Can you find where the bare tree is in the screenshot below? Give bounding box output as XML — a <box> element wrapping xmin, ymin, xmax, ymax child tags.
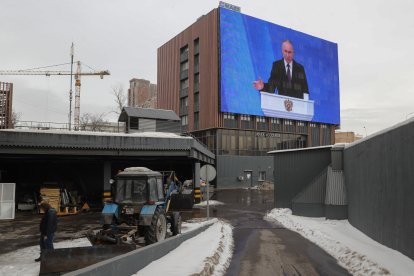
<box><xmin>79</xmin><ymin>112</ymin><xmax>108</xmax><ymax>131</ymax></box>
<box><xmin>11</xmin><ymin>111</ymin><xmax>21</xmax><ymax>128</ymax></box>
<box><xmin>111</xmin><ymin>83</ymin><xmax>127</xmax><ymax>115</ymax></box>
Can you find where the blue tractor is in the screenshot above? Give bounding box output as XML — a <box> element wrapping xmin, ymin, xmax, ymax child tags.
<box><xmin>87</xmin><ymin>167</ymin><xmax>182</xmax><ymax>245</ymax></box>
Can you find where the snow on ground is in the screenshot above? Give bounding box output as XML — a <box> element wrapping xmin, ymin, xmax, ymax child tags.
<box><xmin>266</xmin><ymin>208</ymin><xmax>414</xmax><ymax>276</ymax></box>
<box><xmin>0</xmin><ymin>238</ymin><xmax>91</xmax><ymax>276</ymax></box>
<box><xmin>135</xmin><ymin>219</ymin><xmax>233</xmax><ymax>276</ymax></box>
<box><xmin>194</xmin><ymin>200</ymin><xmax>225</xmax><ymax>207</ymax></box>
<box><xmin>0</xmin><ymin>219</ymin><xmax>232</xmax><ymax>276</ymax></box>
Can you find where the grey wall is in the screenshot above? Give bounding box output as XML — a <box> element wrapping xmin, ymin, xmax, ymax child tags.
<box><xmin>64</xmin><ymin>223</ymin><xmax>213</xmax><ymax>276</ymax></box>
<box><xmin>216</xmin><ymin>155</ymin><xmax>273</xmax><ymax>189</ymax></box>
<box><xmin>156</xmin><ymin>120</ymin><xmax>181</xmax><ymax>133</ymax></box>
<box><xmin>344</xmin><ymin>120</ymin><xmax>414</xmax><ymax>260</ymax></box>
<box><xmin>273</xmin><ymin>148</ymin><xmax>332</xmax><ymax>208</ymax></box>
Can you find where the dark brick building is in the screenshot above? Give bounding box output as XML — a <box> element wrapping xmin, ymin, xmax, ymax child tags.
<box><xmin>157</xmin><ymin>6</ymin><xmax>338</xmax><ymax>187</ymax></box>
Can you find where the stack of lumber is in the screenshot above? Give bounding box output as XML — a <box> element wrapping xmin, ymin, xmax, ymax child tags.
<box><xmin>39</xmin><ymin>187</ymin><xmax>60</xmax><ymax>213</ymax></box>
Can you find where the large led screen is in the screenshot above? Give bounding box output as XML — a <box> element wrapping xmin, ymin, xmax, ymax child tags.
<box><xmin>220</xmin><ymin>8</ymin><xmax>340</xmax><ymax>124</ymax></box>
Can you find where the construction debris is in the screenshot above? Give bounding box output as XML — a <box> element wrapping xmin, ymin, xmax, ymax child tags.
<box><xmin>39</xmin><ymin>184</ymin><xmax>85</xmax><ymax>216</ymax></box>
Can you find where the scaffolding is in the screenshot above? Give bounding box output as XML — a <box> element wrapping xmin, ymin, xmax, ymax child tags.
<box><xmin>0</xmin><ymin>82</ymin><xmax>13</xmax><ymax>129</ymax></box>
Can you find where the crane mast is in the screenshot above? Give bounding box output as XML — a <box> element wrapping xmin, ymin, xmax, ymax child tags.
<box><xmin>74</xmin><ymin>61</ymin><xmax>81</xmax><ymax>131</ymax></box>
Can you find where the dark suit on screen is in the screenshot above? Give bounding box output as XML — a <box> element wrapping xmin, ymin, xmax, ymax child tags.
<box><xmin>262</xmin><ymin>59</ymin><xmax>309</xmax><ymax>99</ymax></box>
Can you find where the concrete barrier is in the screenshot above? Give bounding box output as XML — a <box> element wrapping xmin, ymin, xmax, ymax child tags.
<box><xmin>64</xmin><ymin>222</ymin><xmax>214</xmax><ymax>276</ymax></box>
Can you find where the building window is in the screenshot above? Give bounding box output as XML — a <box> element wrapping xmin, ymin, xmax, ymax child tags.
<box><xmin>194</xmin><ymin>112</ymin><xmax>199</xmax><ymax>130</ymax></box>
<box><xmin>224</xmin><ymin>112</ymin><xmax>237</xmax><ymax>128</ymax></box>
<box><xmin>194</xmin><ymin>38</ymin><xmax>199</xmax><ymax>54</ymax></box>
<box><xmin>241</xmin><ymin>115</ymin><xmax>253</xmax><ymax>129</ymax></box>
<box><xmin>297</xmin><ymin>121</ymin><xmax>307</xmax><ymax>134</ymax></box>
<box><xmin>310</xmin><ymin>123</ymin><xmax>320</xmax><ymax>146</ymax></box>
<box><xmin>224</xmin><ymin>113</ymin><xmax>235</xmax><ymax>120</ymax></box>
<box><xmin>256</xmin><ymin>116</ymin><xmax>267</xmax><ymax>131</ymax></box>
<box><xmin>241</xmin><ymin>115</ymin><xmax>251</xmax><ymax>121</ymax></box>
<box><xmin>194</xmin><ymin>73</ymin><xmax>199</xmax><ymax>92</ymax></box>
<box><xmin>180</xmin><ymin>45</ymin><xmax>188</xmax><ymax>62</ymax></box>
<box><xmin>283</xmin><ymin>119</ymin><xmax>295</xmax><ymax>133</ymax></box>
<box><xmin>256</xmin><ymin>117</ymin><xmax>265</xmax><ymax>123</ymax></box>
<box><xmin>194</xmin><ymin>55</ymin><xmax>199</xmax><ymax>74</ymax></box>
<box><xmin>194</xmin><ymin>92</ymin><xmax>199</xmax><ymax>112</ymax></box>
<box><xmin>181</xmin><ymin>115</ymin><xmax>188</xmax><ymax>126</ymax></box>
<box><xmin>259</xmin><ymin>171</ymin><xmax>266</xmax><ymax>181</ymax></box>
<box><xmin>180</xmin><ymin>96</ymin><xmax>188</xmax><ymax>115</ymax></box>
<box><xmin>180</xmin><ymin>61</ymin><xmax>189</xmax><ymax>71</ymax></box>
<box><xmin>180</xmin><ymin>79</ymin><xmax>189</xmax><ymax>90</ymax></box>
<box><xmin>322</xmin><ymin>125</ymin><xmax>331</xmax><ymax>145</ymax></box>
<box><xmin>270</xmin><ymin>117</ymin><xmax>281</xmax><ymax>132</ymax></box>
<box><xmin>180</xmin><ymin>97</ymin><xmax>188</xmax><ymax>110</ymax></box>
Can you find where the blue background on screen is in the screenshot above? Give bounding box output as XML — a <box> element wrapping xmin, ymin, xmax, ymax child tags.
<box><xmin>220</xmin><ymin>8</ymin><xmax>340</xmax><ymax>125</ymax></box>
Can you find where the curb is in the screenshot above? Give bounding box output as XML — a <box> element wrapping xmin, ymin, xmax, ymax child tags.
<box><xmin>64</xmin><ymin>221</ymin><xmax>214</xmax><ymax>276</ymax></box>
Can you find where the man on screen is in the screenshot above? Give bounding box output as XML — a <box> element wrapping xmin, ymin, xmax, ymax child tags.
<box><xmin>253</xmin><ymin>40</ymin><xmax>309</xmax><ymax>99</ymax></box>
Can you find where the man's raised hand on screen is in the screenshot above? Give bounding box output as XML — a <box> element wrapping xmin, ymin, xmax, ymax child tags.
<box><xmin>253</xmin><ymin>78</ymin><xmax>264</xmax><ymax>90</ymax></box>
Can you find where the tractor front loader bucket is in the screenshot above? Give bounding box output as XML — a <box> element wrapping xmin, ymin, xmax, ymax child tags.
<box><xmin>39</xmin><ymin>245</ymin><xmax>136</xmax><ymax>275</ymax></box>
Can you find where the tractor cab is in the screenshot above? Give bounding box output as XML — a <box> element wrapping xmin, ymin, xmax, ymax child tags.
<box><xmin>104</xmin><ymin>167</ymin><xmax>164</xmax><ymax>226</ymax></box>
<box><xmin>90</xmin><ymin>167</ymin><xmax>181</xmax><ymax>247</ymax></box>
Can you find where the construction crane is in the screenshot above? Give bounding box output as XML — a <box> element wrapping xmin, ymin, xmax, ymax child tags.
<box><xmin>0</xmin><ymin>61</ymin><xmax>110</xmax><ymax>130</ymax></box>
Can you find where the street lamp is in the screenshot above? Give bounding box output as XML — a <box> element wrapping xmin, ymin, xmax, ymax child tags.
<box><xmin>363</xmin><ymin>126</ymin><xmax>367</xmax><ymax>137</ymax></box>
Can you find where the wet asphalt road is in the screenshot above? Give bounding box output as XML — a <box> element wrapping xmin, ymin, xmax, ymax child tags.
<box><xmin>0</xmin><ymin>190</ymin><xmax>351</xmax><ymax>276</ymax></box>
<box><xmin>208</xmin><ymin>189</ymin><xmax>350</xmax><ymax>276</ymax></box>
<box><xmin>0</xmin><ymin>211</ymin><xmax>101</xmax><ymax>255</ymax></box>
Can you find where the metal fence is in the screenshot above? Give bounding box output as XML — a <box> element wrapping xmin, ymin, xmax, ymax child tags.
<box><xmin>14</xmin><ymin>120</ymin><xmax>123</xmax><ymax>133</ymax></box>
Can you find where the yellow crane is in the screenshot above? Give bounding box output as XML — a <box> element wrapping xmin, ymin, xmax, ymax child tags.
<box><xmin>0</xmin><ymin>45</ymin><xmax>110</xmax><ymax>130</ymax></box>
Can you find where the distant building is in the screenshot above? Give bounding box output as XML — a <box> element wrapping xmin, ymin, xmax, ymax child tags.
<box><xmin>128</xmin><ymin>79</ymin><xmax>157</xmax><ymax>108</ymax></box>
<box><xmin>0</xmin><ymin>82</ymin><xmax>13</xmax><ymax>129</ymax></box>
<box><xmin>335</xmin><ymin>131</ymin><xmax>362</xmax><ymax>143</ymax></box>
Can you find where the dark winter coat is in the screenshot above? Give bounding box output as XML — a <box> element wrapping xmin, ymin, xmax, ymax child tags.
<box><xmin>39</xmin><ymin>207</ymin><xmax>58</xmax><ymax>236</ymax></box>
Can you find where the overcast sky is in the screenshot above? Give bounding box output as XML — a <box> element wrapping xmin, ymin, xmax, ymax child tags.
<box><xmin>1</xmin><ymin>0</ymin><xmax>413</xmax><ymax>135</ymax></box>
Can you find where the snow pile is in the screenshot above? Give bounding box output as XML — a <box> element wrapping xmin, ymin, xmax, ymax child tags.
<box><xmin>0</xmin><ymin>220</ymin><xmax>233</xmax><ymax>276</ymax></box>
<box><xmin>266</xmin><ymin>208</ymin><xmax>414</xmax><ymax>276</ymax></box>
<box><xmin>136</xmin><ymin>219</ymin><xmax>234</xmax><ymax>276</ymax></box>
<box><xmin>194</xmin><ymin>200</ymin><xmax>225</xmax><ymax>207</ymax></box>
<box><xmin>181</xmin><ymin>217</ymin><xmax>219</xmax><ymax>233</ymax></box>
<box><xmin>0</xmin><ymin>238</ymin><xmax>91</xmax><ymax>276</ymax></box>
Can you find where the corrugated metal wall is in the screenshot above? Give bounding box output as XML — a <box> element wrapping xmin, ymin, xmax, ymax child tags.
<box><xmin>293</xmin><ymin>168</ymin><xmax>327</xmax><ymax>204</ymax></box>
<box><xmin>325</xmin><ymin>166</ymin><xmax>347</xmax><ymax>205</ymax></box>
<box><xmin>273</xmin><ymin>147</ymin><xmax>332</xmax><ymax>208</ymax></box>
<box><xmin>139</xmin><ymin>118</ymin><xmax>156</xmax><ymax>132</ymax></box>
<box><xmin>216</xmin><ymin>155</ymin><xmax>273</xmax><ymax>188</ymax></box>
<box><xmin>291</xmin><ymin>167</ymin><xmax>327</xmax><ymax>217</ymax></box>
<box><xmin>156</xmin><ymin>120</ymin><xmax>181</xmax><ymax>133</ymax></box>
<box><xmin>344</xmin><ymin>120</ymin><xmax>414</xmax><ymax>260</ymax></box>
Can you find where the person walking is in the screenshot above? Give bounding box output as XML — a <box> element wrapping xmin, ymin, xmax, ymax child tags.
<box><xmin>35</xmin><ymin>201</ymin><xmax>57</xmax><ymax>262</ymax></box>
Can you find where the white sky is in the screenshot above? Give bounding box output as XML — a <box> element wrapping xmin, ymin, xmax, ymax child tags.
<box><xmin>1</xmin><ymin>0</ymin><xmax>414</xmax><ymax>135</ymax></box>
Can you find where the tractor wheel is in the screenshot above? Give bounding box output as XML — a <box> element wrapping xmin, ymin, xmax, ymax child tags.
<box><xmin>171</xmin><ymin>212</ymin><xmax>182</xmax><ymax>236</ymax></box>
<box><xmin>145</xmin><ymin>207</ymin><xmax>167</xmax><ymax>245</ymax></box>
